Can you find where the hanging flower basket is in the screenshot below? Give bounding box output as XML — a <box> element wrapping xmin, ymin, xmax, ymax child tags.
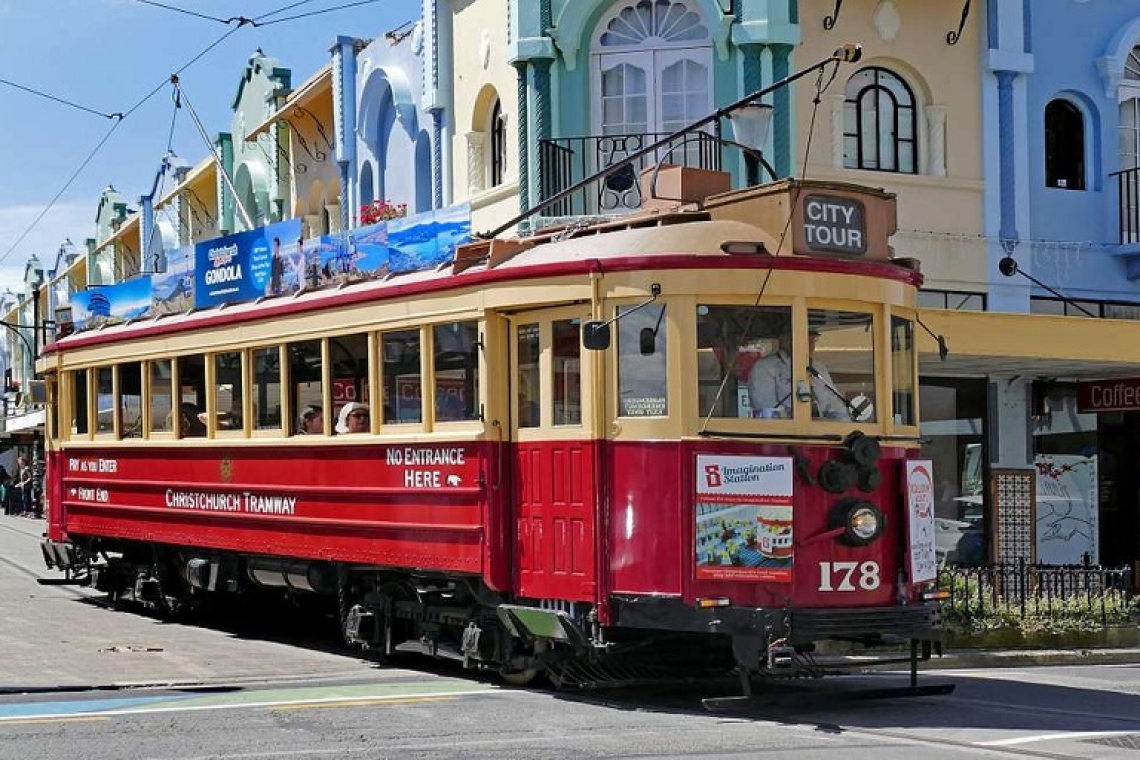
<box><xmin>360</xmin><ymin>200</ymin><xmax>408</xmax><ymax>225</ymax></box>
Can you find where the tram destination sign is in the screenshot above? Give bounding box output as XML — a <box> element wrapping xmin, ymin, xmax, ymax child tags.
<box><xmin>1077</xmin><ymin>377</ymin><xmax>1140</xmax><ymax>413</ymax></box>
<box><xmin>801</xmin><ymin>194</ymin><xmax>866</xmax><ymax>256</ymax></box>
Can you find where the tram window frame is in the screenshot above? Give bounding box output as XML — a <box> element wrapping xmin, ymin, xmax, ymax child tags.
<box><xmin>330</xmin><ymin>332</ymin><xmax>372</xmax><ymax>434</ymax></box>
<box><xmin>617</xmin><ymin>303</ymin><xmax>669</xmax><ymax>419</ymax></box>
<box><xmin>94</xmin><ymin>365</ymin><xmax>114</xmax><ymax>437</ymax></box>
<box><xmin>806</xmin><ymin>308</ymin><xmax>877</xmax><ymax>423</ymax></box>
<box><xmin>176</xmin><ymin>354</ymin><xmax>207</xmax><ymax>438</ymax></box>
<box><xmin>147</xmin><ymin>359</ymin><xmax>174</xmax><ymax>437</ymax></box>
<box><xmin>552</xmin><ymin>318</ymin><xmax>582</xmax><ymax>427</ymax></box>
<box><xmin>517</xmin><ymin>322</ymin><xmax>541</xmax><ymax>428</ymax></box>
<box><xmin>289</xmin><ymin>338</ymin><xmax>327</xmax><ymax>436</ymax></box>
<box><xmin>432</xmin><ymin>321</ymin><xmax>481</xmax><ymax>425</ymax></box>
<box><xmin>890</xmin><ymin>315</ymin><xmax>917</xmax><ymax>427</ymax></box>
<box><xmin>69</xmin><ymin>368</ymin><xmax>90</xmax><ymax>439</ymax></box>
<box><xmin>696</xmin><ymin>304</ymin><xmax>793</xmax><ymax>420</ymax></box>
<box><xmin>251</xmin><ymin>345</ymin><xmax>283</xmax><ymax>434</ymax></box>
<box><xmin>211</xmin><ymin>349</ymin><xmax>246</xmax><ymax>437</ymax></box>
<box><xmin>118</xmin><ymin>361</ymin><xmax>144</xmax><ymax>439</ymax></box>
<box><xmin>380</xmin><ymin>328</ymin><xmax>424</xmax><ymax>427</ymax></box>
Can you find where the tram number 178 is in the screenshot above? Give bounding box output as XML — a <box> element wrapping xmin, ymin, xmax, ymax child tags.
<box><xmin>818</xmin><ymin>561</ymin><xmax>881</xmax><ymax>592</ymax></box>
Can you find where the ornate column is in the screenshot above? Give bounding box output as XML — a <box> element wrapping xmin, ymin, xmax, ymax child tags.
<box><xmin>513</xmin><ymin>61</ymin><xmax>530</xmax><ymax>216</ymax></box>
<box><xmin>769</xmin><ymin>43</ymin><xmax>793</xmax><ymax>178</ymax></box>
<box><xmin>532</xmin><ymin>58</ymin><xmax>552</xmax><ymax>208</ymax></box>
<box><xmin>925</xmin><ymin>105</ymin><xmax>947</xmax><ymax>178</ymax></box>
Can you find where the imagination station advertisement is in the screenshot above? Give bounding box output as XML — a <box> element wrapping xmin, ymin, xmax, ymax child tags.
<box><xmin>695</xmin><ymin>454</ymin><xmax>794</xmax><ymax>582</ymax></box>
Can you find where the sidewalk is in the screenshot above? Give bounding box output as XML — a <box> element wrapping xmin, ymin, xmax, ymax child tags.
<box><xmin>0</xmin><ymin>515</ymin><xmax>379</xmax><ymax>694</ymax></box>
<box><xmin>2</xmin><ymin>515</ymin><xmax>1137</xmax><ymax>694</ymax></box>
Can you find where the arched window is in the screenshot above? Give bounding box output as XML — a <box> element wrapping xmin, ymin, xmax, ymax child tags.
<box><xmin>1045</xmin><ymin>99</ymin><xmax>1085</xmax><ymax>190</ymax></box>
<box><xmin>843</xmin><ymin>67</ymin><xmax>918</xmax><ymax>174</ymax></box>
<box><xmin>1120</xmin><ymin>45</ymin><xmax>1140</xmax><ymax>171</ymax></box>
<box><xmin>490</xmin><ymin>98</ymin><xmax>506</xmax><ymax>188</ymax></box>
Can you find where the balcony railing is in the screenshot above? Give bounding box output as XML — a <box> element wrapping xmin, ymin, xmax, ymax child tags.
<box><xmin>1111</xmin><ymin>166</ymin><xmax>1140</xmax><ymax>245</ymax></box>
<box><xmin>538</xmin><ymin>131</ymin><xmax>723</xmax><ymax>219</ymax></box>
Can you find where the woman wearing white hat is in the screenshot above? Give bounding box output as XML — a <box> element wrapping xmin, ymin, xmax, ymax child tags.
<box><xmin>335</xmin><ymin>402</ymin><xmax>370</xmax><ymax>434</ymax></box>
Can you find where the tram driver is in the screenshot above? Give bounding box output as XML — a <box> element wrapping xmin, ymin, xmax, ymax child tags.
<box><xmin>747</xmin><ymin>329</ymin><xmax>850</xmax><ymax>420</ymax></box>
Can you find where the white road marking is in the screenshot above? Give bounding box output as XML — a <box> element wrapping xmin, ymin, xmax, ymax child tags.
<box><xmin>980</xmin><ymin>730</ymin><xmax>1140</xmax><ymax>746</ymax></box>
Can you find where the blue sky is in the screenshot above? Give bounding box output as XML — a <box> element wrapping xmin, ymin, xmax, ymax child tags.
<box><xmin>0</xmin><ymin>0</ymin><xmax>419</xmax><ymax>293</ymax></box>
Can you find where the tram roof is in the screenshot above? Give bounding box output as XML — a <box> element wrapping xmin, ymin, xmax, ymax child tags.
<box><xmin>44</xmin><ymin>216</ymin><xmax>919</xmax><ymax>355</ymax></box>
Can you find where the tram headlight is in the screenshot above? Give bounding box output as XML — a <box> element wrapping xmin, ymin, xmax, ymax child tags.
<box><xmin>829</xmin><ymin>497</ymin><xmax>885</xmax><ymax>546</ymax></box>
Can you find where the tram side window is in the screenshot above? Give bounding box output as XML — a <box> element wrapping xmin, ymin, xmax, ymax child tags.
<box><xmin>118</xmin><ymin>361</ymin><xmax>143</xmax><ymax>438</ymax></box>
<box><xmin>618</xmin><ymin>304</ymin><xmax>668</xmax><ymax>418</ymax></box>
<box><xmin>891</xmin><ymin>316</ymin><xmax>916</xmax><ymax>426</ymax></box>
<box><xmin>95</xmin><ymin>366</ymin><xmax>113</xmax><ymax>434</ymax></box>
<box><xmin>70</xmin><ymin>369</ymin><xmax>89</xmax><ymax>436</ymax></box>
<box><xmin>517</xmin><ymin>323</ymin><xmax>540</xmax><ymax>428</ymax></box>
<box><xmin>433</xmin><ymin>321</ymin><xmax>480</xmax><ymax>422</ymax></box>
<box><xmin>148</xmin><ymin>359</ymin><xmax>173</xmax><ymax>433</ymax></box>
<box><xmin>553</xmin><ymin>319</ymin><xmax>581</xmax><ymax>426</ymax></box>
<box><xmin>331</xmin><ymin>332</ymin><xmax>370</xmax><ymax>430</ymax></box>
<box><xmin>289</xmin><ymin>339</ymin><xmax>324</xmax><ymax>435</ymax></box>
<box><xmin>382</xmin><ymin>329</ymin><xmax>421</xmax><ymax>424</ymax></box>
<box><xmin>214</xmin><ymin>351</ymin><xmax>244</xmax><ymax>431</ymax></box>
<box><xmin>177</xmin><ymin>355</ymin><xmax>207</xmax><ymax>438</ymax></box>
<box><xmin>697</xmin><ymin>305</ymin><xmax>790</xmax><ymax>419</ymax></box>
<box><xmin>807</xmin><ymin>309</ymin><xmax>876</xmax><ymax>422</ymax></box>
<box><xmin>252</xmin><ymin>346</ymin><xmax>282</xmax><ymax>430</ymax></box>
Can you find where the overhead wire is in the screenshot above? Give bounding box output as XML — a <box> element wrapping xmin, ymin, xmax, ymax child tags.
<box><xmin>0</xmin><ymin>23</ymin><xmax>245</xmax><ymax>268</ymax></box>
<box><xmin>0</xmin><ymin>119</ymin><xmax>124</xmax><ymax>264</ymax></box>
<box><xmin>0</xmin><ymin>76</ymin><xmax>122</xmax><ymax>121</ymax></box>
<box><xmin>254</xmin><ymin>0</ymin><xmax>321</xmax><ymax>22</ymax></box>
<box><xmin>3</xmin><ymin>0</ymin><xmax>378</xmax><ymax>269</ymax></box>
<box><xmin>256</xmin><ymin>0</ymin><xmax>386</xmax><ymax>26</ymax></box>
<box><xmin>132</xmin><ymin>0</ymin><xmax>247</xmax><ymax>26</ymax></box>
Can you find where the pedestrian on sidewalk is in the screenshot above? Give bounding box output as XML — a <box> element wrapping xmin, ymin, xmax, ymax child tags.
<box><xmin>0</xmin><ymin>465</ymin><xmax>11</xmax><ymax>516</ymax></box>
<box><xmin>13</xmin><ymin>457</ymin><xmax>32</xmax><ymax>516</ymax></box>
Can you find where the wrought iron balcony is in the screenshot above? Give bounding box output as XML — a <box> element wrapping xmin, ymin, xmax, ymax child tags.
<box><xmin>1111</xmin><ymin>166</ymin><xmax>1140</xmax><ymax>246</ymax></box>
<box><xmin>538</xmin><ymin>131</ymin><xmax>723</xmax><ymax>218</ymax></box>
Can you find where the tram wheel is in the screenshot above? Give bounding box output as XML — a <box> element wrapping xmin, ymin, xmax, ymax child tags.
<box><xmin>499</xmin><ymin>667</ymin><xmax>540</xmax><ymax>686</ymax></box>
<box><xmin>499</xmin><ymin>641</ymin><xmax>548</xmax><ymax>686</ymax></box>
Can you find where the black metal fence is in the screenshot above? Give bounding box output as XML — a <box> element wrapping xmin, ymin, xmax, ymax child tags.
<box><xmin>538</xmin><ymin>131</ymin><xmax>723</xmax><ymax>218</ymax></box>
<box><xmin>941</xmin><ymin>560</ymin><xmax>1134</xmax><ymax>628</ymax></box>
<box><xmin>1111</xmin><ymin>166</ymin><xmax>1140</xmax><ymax>245</ymax></box>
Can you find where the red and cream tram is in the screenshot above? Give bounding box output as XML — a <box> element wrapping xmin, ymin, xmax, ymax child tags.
<box><xmin>38</xmin><ymin>176</ymin><xmax>945</xmax><ymax>694</ymax></box>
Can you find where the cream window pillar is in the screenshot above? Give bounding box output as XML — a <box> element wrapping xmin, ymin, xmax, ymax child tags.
<box><xmin>466</xmin><ymin>131</ymin><xmax>487</xmax><ymax>195</ymax></box>
<box><xmin>303</xmin><ymin>214</ymin><xmax>321</xmax><ymax>238</ymax></box>
<box><xmin>829</xmin><ymin>93</ymin><xmax>845</xmax><ymax>169</ymax></box>
<box><xmin>925</xmin><ymin>105</ymin><xmax>947</xmax><ymax>177</ymax></box>
<box><xmin>325</xmin><ymin>203</ymin><xmax>341</xmax><ymax>234</ymax></box>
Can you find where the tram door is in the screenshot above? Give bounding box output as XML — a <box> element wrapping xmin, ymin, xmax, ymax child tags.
<box><xmin>510</xmin><ymin>310</ymin><xmax>598</xmax><ymax>602</ymax></box>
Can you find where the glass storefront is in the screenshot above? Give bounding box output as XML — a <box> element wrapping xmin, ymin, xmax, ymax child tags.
<box><xmin>920</xmin><ymin>377</ymin><xmax>987</xmax><ymax>564</ymax></box>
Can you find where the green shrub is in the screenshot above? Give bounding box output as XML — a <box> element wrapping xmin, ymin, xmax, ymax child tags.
<box><xmin>938</xmin><ymin>566</ymin><xmax>1138</xmax><ymax>636</ymax></box>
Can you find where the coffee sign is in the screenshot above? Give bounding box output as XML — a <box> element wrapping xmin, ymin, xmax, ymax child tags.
<box><xmin>802</xmin><ymin>194</ymin><xmax>866</xmax><ymax>255</ymax></box>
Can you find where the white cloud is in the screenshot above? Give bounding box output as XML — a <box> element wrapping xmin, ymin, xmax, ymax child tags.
<box><xmin>0</xmin><ymin>200</ymin><xmax>95</xmax><ymax>295</ymax></box>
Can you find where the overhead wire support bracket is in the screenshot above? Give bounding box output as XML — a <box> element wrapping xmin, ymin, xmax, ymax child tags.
<box><xmin>171</xmin><ymin>75</ymin><xmax>256</xmax><ymax>230</ymax></box>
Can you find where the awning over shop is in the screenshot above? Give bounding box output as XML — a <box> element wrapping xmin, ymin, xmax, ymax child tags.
<box><xmin>246</xmin><ymin>65</ymin><xmax>332</xmax><ymax>141</ymax></box>
<box><xmin>917</xmin><ymin>310</ymin><xmax>1140</xmax><ymax>379</ymax></box>
<box><xmin>5</xmin><ymin>408</ymin><xmax>45</xmax><ymax>433</ymax></box>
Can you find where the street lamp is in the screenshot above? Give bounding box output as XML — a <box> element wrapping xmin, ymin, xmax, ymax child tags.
<box><xmin>478</xmin><ymin>43</ymin><xmax>864</xmax><ymax>240</ymax></box>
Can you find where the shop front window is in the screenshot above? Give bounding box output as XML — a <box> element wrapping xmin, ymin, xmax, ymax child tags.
<box><xmin>919</xmin><ymin>378</ymin><xmax>987</xmax><ymax>565</ymax></box>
